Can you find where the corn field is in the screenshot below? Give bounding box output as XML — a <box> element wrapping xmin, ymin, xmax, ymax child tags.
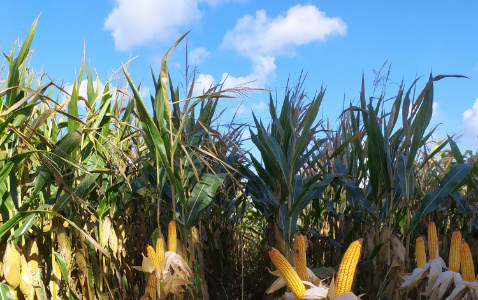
<box><xmin>0</xmin><ymin>18</ymin><xmax>477</xmax><ymax>300</ymax></box>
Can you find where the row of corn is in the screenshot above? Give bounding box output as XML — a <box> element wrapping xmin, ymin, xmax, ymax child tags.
<box><xmin>400</xmin><ymin>221</ymin><xmax>477</xmax><ymax>299</ymax></box>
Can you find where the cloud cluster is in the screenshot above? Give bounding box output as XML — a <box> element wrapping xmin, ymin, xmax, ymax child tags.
<box><xmin>105</xmin><ymin>0</ymin><xmax>206</xmax><ymax>50</ymax></box>
<box><xmin>189</xmin><ymin>47</ymin><xmax>210</xmax><ymax>66</ymax></box>
<box><xmin>463</xmin><ymin>98</ymin><xmax>478</xmax><ymax>137</ymax></box>
<box><xmin>222</xmin><ymin>5</ymin><xmax>347</xmax><ymax>58</ymax></box>
<box><xmin>217</xmin><ymin>5</ymin><xmax>346</xmax><ymax>90</ymax></box>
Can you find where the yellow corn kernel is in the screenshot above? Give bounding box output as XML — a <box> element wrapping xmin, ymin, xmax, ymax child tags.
<box><xmin>145</xmin><ymin>274</ymin><xmax>157</xmax><ymax>300</ymax></box>
<box><xmin>156</xmin><ymin>237</ymin><xmax>165</xmax><ymax>261</ymax></box>
<box><xmin>168</xmin><ymin>221</ymin><xmax>177</xmax><ymax>253</ymax></box>
<box><xmin>147</xmin><ymin>246</ymin><xmax>161</xmax><ymax>271</ymax></box>
<box><xmin>461</xmin><ymin>241</ymin><xmax>476</xmax><ymax>282</ymax></box>
<box><xmin>269</xmin><ymin>247</ymin><xmax>306</xmax><ymax>299</ymax></box>
<box><xmin>428</xmin><ymin>221</ymin><xmax>438</xmax><ymax>260</ymax></box>
<box><xmin>449</xmin><ymin>230</ymin><xmax>461</xmax><ymax>272</ymax></box>
<box><xmin>295</xmin><ymin>233</ymin><xmax>306</xmax><ymax>262</ymax></box>
<box><xmin>415</xmin><ymin>237</ymin><xmax>426</xmax><ymax>269</ymax></box>
<box><xmin>294</xmin><ymin>250</ymin><xmax>309</xmax><ymax>281</ymax></box>
<box><xmin>335</xmin><ymin>239</ymin><xmax>363</xmax><ymax>296</ymax></box>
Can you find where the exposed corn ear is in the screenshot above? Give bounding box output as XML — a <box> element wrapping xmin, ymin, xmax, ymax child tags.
<box><xmin>449</xmin><ymin>230</ymin><xmax>461</xmax><ymax>272</ymax></box>
<box><xmin>335</xmin><ymin>239</ymin><xmax>363</xmax><ymax>296</ymax></box>
<box><xmin>168</xmin><ymin>220</ymin><xmax>177</xmax><ymax>253</ymax></box>
<box><xmin>461</xmin><ymin>241</ymin><xmax>475</xmax><ymax>282</ymax></box>
<box><xmin>145</xmin><ymin>274</ymin><xmax>157</xmax><ymax>300</ymax></box>
<box><xmin>415</xmin><ymin>237</ymin><xmax>426</xmax><ymax>269</ymax></box>
<box><xmin>268</xmin><ymin>247</ymin><xmax>306</xmax><ymax>299</ymax></box>
<box><xmin>3</xmin><ymin>242</ymin><xmax>21</xmax><ymax>289</ymax></box>
<box><xmin>428</xmin><ymin>221</ymin><xmax>438</xmax><ymax>260</ymax></box>
<box><xmin>295</xmin><ymin>233</ymin><xmax>306</xmax><ymax>261</ymax></box>
<box><xmin>147</xmin><ymin>245</ymin><xmax>161</xmax><ymax>271</ymax></box>
<box><xmin>156</xmin><ymin>238</ymin><xmax>165</xmax><ymax>261</ymax></box>
<box><xmin>294</xmin><ymin>250</ymin><xmax>309</xmax><ymax>281</ymax></box>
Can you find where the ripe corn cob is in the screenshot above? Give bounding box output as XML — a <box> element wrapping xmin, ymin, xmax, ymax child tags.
<box><xmin>295</xmin><ymin>233</ymin><xmax>306</xmax><ymax>262</ymax></box>
<box><xmin>168</xmin><ymin>221</ymin><xmax>177</xmax><ymax>253</ymax></box>
<box><xmin>448</xmin><ymin>230</ymin><xmax>461</xmax><ymax>272</ymax></box>
<box><xmin>461</xmin><ymin>241</ymin><xmax>476</xmax><ymax>282</ymax></box>
<box><xmin>147</xmin><ymin>246</ymin><xmax>161</xmax><ymax>271</ymax></box>
<box><xmin>335</xmin><ymin>239</ymin><xmax>363</xmax><ymax>296</ymax></box>
<box><xmin>145</xmin><ymin>274</ymin><xmax>157</xmax><ymax>300</ymax></box>
<box><xmin>415</xmin><ymin>237</ymin><xmax>426</xmax><ymax>269</ymax></box>
<box><xmin>428</xmin><ymin>221</ymin><xmax>438</xmax><ymax>260</ymax></box>
<box><xmin>269</xmin><ymin>247</ymin><xmax>306</xmax><ymax>299</ymax></box>
<box><xmin>156</xmin><ymin>238</ymin><xmax>165</xmax><ymax>261</ymax></box>
<box><xmin>294</xmin><ymin>250</ymin><xmax>309</xmax><ymax>281</ymax></box>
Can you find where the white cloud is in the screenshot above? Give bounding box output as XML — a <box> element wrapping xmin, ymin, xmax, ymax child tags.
<box><xmin>217</xmin><ymin>5</ymin><xmax>346</xmax><ymax>91</ymax></box>
<box><xmin>220</xmin><ymin>56</ymin><xmax>276</xmax><ymax>90</ymax></box>
<box><xmin>189</xmin><ymin>47</ymin><xmax>210</xmax><ymax>66</ymax></box>
<box><xmin>232</xmin><ymin>100</ymin><xmax>267</xmax><ymax>115</ymax></box>
<box><xmin>463</xmin><ymin>98</ymin><xmax>478</xmax><ymax>137</ymax></box>
<box><xmin>192</xmin><ymin>73</ymin><xmax>215</xmax><ymax>97</ymax></box>
<box><xmin>222</xmin><ymin>5</ymin><xmax>347</xmax><ymax>58</ymax></box>
<box><xmin>64</xmin><ymin>79</ymin><xmax>104</xmax><ymax>103</ymax></box>
<box><xmin>105</xmin><ymin>0</ymin><xmax>205</xmax><ymax>50</ymax></box>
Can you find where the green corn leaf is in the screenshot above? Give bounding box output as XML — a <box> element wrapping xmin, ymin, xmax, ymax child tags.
<box><xmin>292</xmin><ymin>91</ymin><xmax>324</xmax><ymax>164</ymax></box>
<box><xmin>412</xmin><ymin>164</ymin><xmax>472</xmax><ymax>220</ymax></box>
<box><xmin>54</xmin><ymin>252</ymin><xmax>70</xmax><ymax>285</ymax></box>
<box><xmin>6</xmin><ymin>16</ymin><xmax>38</xmax><ymax>107</ymax></box>
<box><xmin>185</xmin><ymin>173</ymin><xmax>226</xmax><ymax>228</ymax></box>
<box><xmin>0</xmin><ymin>283</ymin><xmax>14</xmax><ymax>300</ymax></box>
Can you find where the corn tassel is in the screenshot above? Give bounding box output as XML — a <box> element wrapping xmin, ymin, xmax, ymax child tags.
<box><xmin>335</xmin><ymin>239</ymin><xmax>363</xmax><ymax>296</ymax></box>
<box><xmin>168</xmin><ymin>221</ymin><xmax>177</xmax><ymax>253</ymax></box>
<box><xmin>147</xmin><ymin>246</ymin><xmax>161</xmax><ymax>272</ymax></box>
<box><xmin>294</xmin><ymin>250</ymin><xmax>309</xmax><ymax>281</ymax></box>
<box><xmin>428</xmin><ymin>221</ymin><xmax>438</xmax><ymax>260</ymax></box>
<box><xmin>156</xmin><ymin>238</ymin><xmax>165</xmax><ymax>261</ymax></box>
<box><xmin>449</xmin><ymin>230</ymin><xmax>461</xmax><ymax>272</ymax></box>
<box><xmin>461</xmin><ymin>241</ymin><xmax>476</xmax><ymax>282</ymax></box>
<box><xmin>269</xmin><ymin>247</ymin><xmax>306</xmax><ymax>299</ymax></box>
<box><xmin>415</xmin><ymin>237</ymin><xmax>426</xmax><ymax>269</ymax></box>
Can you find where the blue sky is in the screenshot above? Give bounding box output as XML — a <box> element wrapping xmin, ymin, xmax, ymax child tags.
<box><xmin>1</xmin><ymin>1</ymin><xmax>478</xmax><ymax>151</ymax></box>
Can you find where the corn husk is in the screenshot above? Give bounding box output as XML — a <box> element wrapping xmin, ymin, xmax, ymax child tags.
<box><xmin>3</xmin><ymin>242</ymin><xmax>21</xmax><ymax>289</ymax></box>
<box><xmin>101</xmin><ymin>216</ymin><xmax>113</xmax><ymax>248</ymax></box>
<box><xmin>49</xmin><ymin>260</ymin><xmax>61</xmax><ymax>299</ymax></box>
<box><xmin>109</xmin><ymin>226</ymin><xmax>119</xmax><ymax>256</ymax></box>
<box><xmin>57</xmin><ymin>222</ymin><xmax>72</xmax><ymax>264</ymax></box>
<box><xmin>76</xmin><ymin>251</ymin><xmax>87</xmax><ymax>286</ymax></box>
<box><xmin>26</xmin><ymin>238</ymin><xmax>40</xmax><ymax>286</ymax></box>
<box><xmin>20</xmin><ymin>254</ymin><xmax>34</xmax><ymax>300</ymax></box>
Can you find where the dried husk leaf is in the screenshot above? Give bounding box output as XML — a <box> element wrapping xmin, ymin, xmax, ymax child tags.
<box><xmin>27</xmin><ymin>238</ymin><xmax>40</xmax><ymax>286</ymax></box>
<box><xmin>20</xmin><ymin>254</ymin><xmax>34</xmax><ymax>300</ymax></box>
<box><xmin>3</xmin><ymin>242</ymin><xmax>21</xmax><ymax>289</ymax></box>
